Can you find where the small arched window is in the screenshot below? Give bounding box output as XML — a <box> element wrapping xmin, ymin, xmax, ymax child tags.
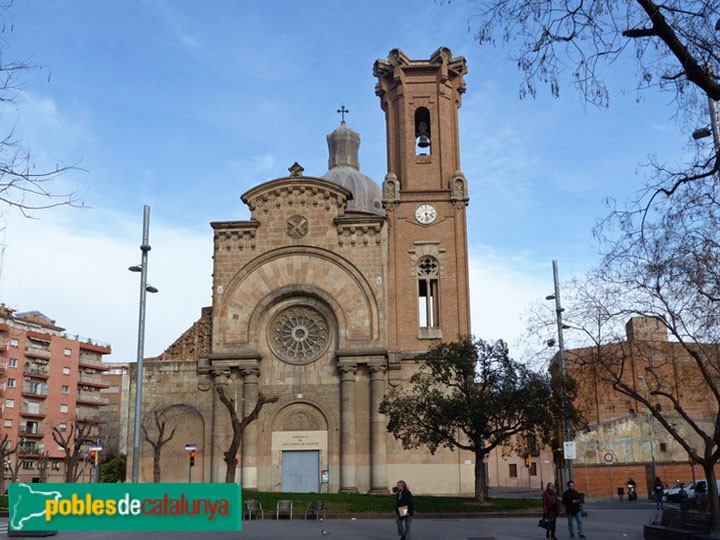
<box><xmin>415</xmin><ymin>107</ymin><xmax>431</xmax><ymax>155</ymax></box>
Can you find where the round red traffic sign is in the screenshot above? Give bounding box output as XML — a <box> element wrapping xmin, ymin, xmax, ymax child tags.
<box><xmin>604</xmin><ymin>452</ymin><xmax>614</xmax><ymax>463</ymax></box>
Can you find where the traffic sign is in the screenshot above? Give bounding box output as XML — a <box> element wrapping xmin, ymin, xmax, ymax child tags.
<box><xmin>604</xmin><ymin>452</ymin><xmax>614</xmax><ymax>464</ymax></box>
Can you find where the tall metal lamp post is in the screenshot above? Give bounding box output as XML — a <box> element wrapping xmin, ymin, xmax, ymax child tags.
<box><xmin>129</xmin><ymin>205</ymin><xmax>159</xmax><ymax>483</ymax></box>
<box><xmin>546</xmin><ymin>259</ymin><xmax>573</xmax><ymax>490</ymax></box>
<box><xmin>692</xmin><ymin>64</ymin><xmax>720</xmax><ymax>156</ymax></box>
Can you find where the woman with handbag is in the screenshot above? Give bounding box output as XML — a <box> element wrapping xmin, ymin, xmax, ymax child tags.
<box><xmin>542</xmin><ymin>482</ymin><xmax>561</xmax><ymax>540</ymax></box>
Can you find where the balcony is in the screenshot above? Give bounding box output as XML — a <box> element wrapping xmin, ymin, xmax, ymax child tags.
<box><xmin>20</xmin><ymin>405</ymin><xmax>47</xmax><ymax>418</ymax></box>
<box><xmin>0</xmin><ymin>340</ymin><xmax>8</xmax><ymax>351</ymax></box>
<box><xmin>23</xmin><ymin>367</ymin><xmax>49</xmax><ymax>379</ymax></box>
<box><xmin>77</xmin><ymin>371</ymin><xmax>109</xmax><ymax>388</ymax></box>
<box><xmin>22</xmin><ymin>383</ymin><xmax>49</xmax><ymax>399</ymax></box>
<box><xmin>25</xmin><ymin>346</ymin><xmax>50</xmax><ymax>360</ymax></box>
<box><xmin>76</xmin><ymin>390</ymin><xmax>109</xmax><ymax>406</ymax></box>
<box><xmin>19</xmin><ymin>426</ymin><xmax>44</xmax><ymax>438</ymax></box>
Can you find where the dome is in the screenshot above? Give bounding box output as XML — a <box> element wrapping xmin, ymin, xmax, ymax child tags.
<box><xmin>323</xmin><ymin>121</ymin><xmax>384</xmax><ymax>215</ymax></box>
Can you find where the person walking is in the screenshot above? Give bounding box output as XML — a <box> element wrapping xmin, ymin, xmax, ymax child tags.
<box><xmin>653</xmin><ymin>477</ymin><xmax>666</xmax><ymax>510</ymax></box>
<box><xmin>542</xmin><ymin>482</ymin><xmax>561</xmax><ymax>540</ymax></box>
<box><xmin>562</xmin><ymin>480</ymin><xmax>586</xmax><ymax>539</ymax></box>
<box><xmin>394</xmin><ymin>480</ymin><xmax>414</xmax><ymax>540</ymax></box>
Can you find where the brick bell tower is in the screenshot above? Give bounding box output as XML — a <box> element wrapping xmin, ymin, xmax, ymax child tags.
<box><xmin>374</xmin><ymin>47</ymin><xmax>471</xmax><ymax>360</ymax></box>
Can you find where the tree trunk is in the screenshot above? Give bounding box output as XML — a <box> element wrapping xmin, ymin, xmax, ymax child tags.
<box><xmin>701</xmin><ymin>461</ymin><xmax>720</xmax><ymax>532</ymax></box>
<box><xmin>474</xmin><ymin>450</ymin><xmax>487</xmax><ymax>503</ymax></box>
<box><xmin>153</xmin><ymin>447</ymin><xmax>161</xmax><ymax>483</ymax></box>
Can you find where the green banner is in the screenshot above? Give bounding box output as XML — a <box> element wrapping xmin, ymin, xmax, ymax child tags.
<box><xmin>9</xmin><ymin>483</ymin><xmax>242</xmax><ymax>532</ymax></box>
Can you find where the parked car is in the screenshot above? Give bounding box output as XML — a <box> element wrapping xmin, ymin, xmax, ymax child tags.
<box><xmin>685</xmin><ymin>480</ymin><xmax>720</xmax><ymax>502</ymax></box>
<box><xmin>665</xmin><ymin>480</ymin><xmax>720</xmax><ymax>503</ymax></box>
<box><xmin>664</xmin><ymin>481</ymin><xmax>689</xmax><ymax>502</ymax></box>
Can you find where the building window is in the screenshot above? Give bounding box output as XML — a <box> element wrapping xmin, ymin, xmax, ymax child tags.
<box><xmin>64</xmin><ymin>348</ymin><xmax>72</xmax><ymax>357</ymax></box>
<box><xmin>9</xmin><ymin>338</ymin><xmax>18</xmax><ymax>347</ymax></box>
<box><xmin>417</xmin><ymin>256</ymin><xmax>440</xmax><ymax>328</ymax></box>
<box><xmin>509</xmin><ymin>464</ymin><xmax>518</xmax><ymax>478</ymax></box>
<box><xmin>8</xmin><ymin>358</ymin><xmax>17</xmax><ymax>368</ymax></box>
<box><xmin>530</xmin><ymin>462</ymin><xmax>538</xmax><ymax>476</ymax></box>
<box><xmin>60</xmin><ymin>404</ymin><xmax>68</xmax><ymax>414</ymax></box>
<box><xmin>51</xmin><ymin>461</ymin><xmax>60</xmax><ymax>470</ymax></box>
<box><xmin>7</xmin><ymin>378</ymin><xmax>15</xmax><ymax>388</ymax></box>
<box><xmin>4</xmin><ymin>398</ymin><xmax>12</xmax><ymax>409</ymax></box>
<box><xmin>660</xmin><ymin>442</ymin><xmax>667</xmax><ymax>452</ymax></box>
<box><xmin>58</xmin><ymin>422</ymin><xmax>67</xmax><ymax>432</ymax></box>
<box><xmin>61</xmin><ymin>385</ymin><xmax>70</xmax><ymax>395</ymax></box>
<box><xmin>62</xmin><ymin>367</ymin><xmax>71</xmax><ymax>376</ymax></box>
<box><xmin>22</xmin><ymin>461</ymin><xmax>34</xmax><ymax>470</ymax></box>
<box><xmin>3</xmin><ymin>419</ymin><xmax>11</xmax><ymax>427</ymax></box>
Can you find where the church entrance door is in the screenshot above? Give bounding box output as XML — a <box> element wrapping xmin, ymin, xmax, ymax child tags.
<box><xmin>281</xmin><ymin>450</ymin><xmax>319</xmax><ymax>492</ymax></box>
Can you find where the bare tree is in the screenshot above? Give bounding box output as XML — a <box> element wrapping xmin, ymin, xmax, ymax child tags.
<box><xmin>52</xmin><ymin>420</ymin><xmax>99</xmax><ymax>483</ymax></box>
<box><xmin>471</xmin><ymin>1</ymin><xmax>720</xmax><ymax>210</ymax></box>
<box><xmin>214</xmin><ymin>373</ymin><xmax>278</xmax><ymax>484</ymax></box>
<box><xmin>472</xmin><ymin>1</ymin><xmax>720</xmax><ymax>105</ymax></box>
<box><xmin>0</xmin><ymin>433</ymin><xmax>18</xmax><ymax>493</ymax></box>
<box><xmin>141</xmin><ymin>404</ymin><xmax>199</xmax><ymax>483</ymax></box>
<box><xmin>553</xmin><ymin>258</ymin><xmax>720</xmax><ymax>530</ymax></box>
<box><xmin>0</xmin><ymin>1</ymin><xmax>83</xmax><ymax>218</ymax></box>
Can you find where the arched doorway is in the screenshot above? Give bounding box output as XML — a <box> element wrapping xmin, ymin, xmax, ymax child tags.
<box><xmin>271</xmin><ymin>403</ymin><xmax>329</xmax><ymax>493</ymax></box>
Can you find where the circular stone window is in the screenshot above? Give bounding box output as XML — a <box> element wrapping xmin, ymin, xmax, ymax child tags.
<box><xmin>269</xmin><ymin>306</ymin><xmax>330</xmax><ymax>364</ymax></box>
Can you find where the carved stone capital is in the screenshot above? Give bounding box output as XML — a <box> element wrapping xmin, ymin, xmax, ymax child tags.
<box><xmin>339</xmin><ymin>363</ymin><xmax>358</xmax><ymax>381</ymax></box>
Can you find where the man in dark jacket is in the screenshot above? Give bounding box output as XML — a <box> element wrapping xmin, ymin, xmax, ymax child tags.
<box><xmin>394</xmin><ymin>480</ymin><xmax>414</xmax><ymax>540</ymax></box>
<box><xmin>562</xmin><ymin>480</ymin><xmax>586</xmax><ymax>539</ymax></box>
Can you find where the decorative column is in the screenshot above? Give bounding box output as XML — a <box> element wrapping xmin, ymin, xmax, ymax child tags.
<box><xmin>339</xmin><ymin>364</ymin><xmax>358</xmax><ymax>493</ymax></box>
<box><xmin>369</xmin><ymin>364</ymin><xmax>389</xmax><ymax>494</ymax></box>
<box><xmin>241</xmin><ymin>368</ymin><xmax>260</xmax><ymax>490</ymax></box>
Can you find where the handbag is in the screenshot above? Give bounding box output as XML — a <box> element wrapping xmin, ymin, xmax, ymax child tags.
<box><xmin>537</xmin><ymin>517</ymin><xmax>550</xmax><ymax>529</ymax></box>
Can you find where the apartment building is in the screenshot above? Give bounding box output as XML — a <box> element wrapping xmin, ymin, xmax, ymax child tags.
<box><xmin>0</xmin><ymin>305</ymin><xmax>111</xmax><ymax>483</ymax></box>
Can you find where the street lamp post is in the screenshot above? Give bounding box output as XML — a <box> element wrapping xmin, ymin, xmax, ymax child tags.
<box><xmin>129</xmin><ymin>205</ymin><xmax>159</xmax><ymax>483</ymax></box>
<box><xmin>692</xmin><ymin>63</ymin><xmax>720</xmax><ymax>157</ymax></box>
<box><xmin>638</xmin><ymin>374</ymin><xmax>657</xmax><ymax>488</ymax></box>
<box><xmin>546</xmin><ymin>259</ymin><xmax>573</xmax><ymax>490</ymax></box>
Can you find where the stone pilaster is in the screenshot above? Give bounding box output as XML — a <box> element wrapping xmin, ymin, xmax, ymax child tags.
<box><xmin>241</xmin><ymin>368</ymin><xmax>260</xmax><ymax>489</ymax></box>
<box><xmin>339</xmin><ymin>364</ymin><xmax>358</xmax><ymax>493</ymax></box>
<box><xmin>368</xmin><ymin>364</ymin><xmax>389</xmax><ymax>494</ymax></box>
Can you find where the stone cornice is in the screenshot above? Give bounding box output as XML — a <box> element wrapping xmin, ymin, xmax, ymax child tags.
<box><xmin>212</xmin><ymin>221</ymin><xmax>260</xmax><ymax>252</ymax></box>
<box><xmin>334</xmin><ymin>216</ymin><xmax>384</xmax><ymax>246</ymax></box>
<box><xmin>241</xmin><ymin>177</ymin><xmax>352</xmax><ymax>217</ymax></box>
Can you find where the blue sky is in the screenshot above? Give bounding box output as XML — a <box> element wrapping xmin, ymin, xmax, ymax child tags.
<box><xmin>0</xmin><ymin>0</ymin><xmax>693</xmax><ymax>362</ymax></box>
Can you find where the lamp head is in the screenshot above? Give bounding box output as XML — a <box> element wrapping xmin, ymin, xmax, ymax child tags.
<box><xmin>693</xmin><ymin>126</ymin><xmax>712</xmax><ymax>140</ymax></box>
<box><xmin>128</xmin><ymin>265</ymin><xmax>142</xmax><ymax>272</ymax></box>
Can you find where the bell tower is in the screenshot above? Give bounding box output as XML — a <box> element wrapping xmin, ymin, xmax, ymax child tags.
<box><xmin>374</xmin><ymin>47</ymin><xmax>471</xmax><ymax>357</ymax></box>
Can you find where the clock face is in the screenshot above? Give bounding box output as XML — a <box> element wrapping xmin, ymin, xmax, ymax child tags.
<box><xmin>415</xmin><ymin>204</ymin><xmax>437</xmax><ymax>224</ymax></box>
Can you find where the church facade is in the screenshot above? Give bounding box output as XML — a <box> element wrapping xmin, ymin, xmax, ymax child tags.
<box><xmin>130</xmin><ymin>47</ymin><xmax>476</xmax><ymax>495</ymax></box>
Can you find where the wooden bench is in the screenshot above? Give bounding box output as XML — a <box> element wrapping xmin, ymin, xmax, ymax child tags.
<box><xmin>644</xmin><ymin>508</ymin><xmax>713</xmax><ymax>540</ymax></box>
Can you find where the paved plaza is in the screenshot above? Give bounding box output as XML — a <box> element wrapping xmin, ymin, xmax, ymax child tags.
<box><xmin>0</xmin><ymin>500</ymin><xmax>661</xmax><ymax>540</ymax></box>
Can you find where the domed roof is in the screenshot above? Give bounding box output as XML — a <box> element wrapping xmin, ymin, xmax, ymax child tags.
<box><xmin>322</xmin><ymin>121</ymin><xmax>384</xmax><ymax>215</ymax></box>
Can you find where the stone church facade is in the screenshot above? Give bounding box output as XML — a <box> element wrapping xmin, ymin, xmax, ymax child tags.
<box><xmin>129</xmin><ymin>47</ymin><xmax>476</xmax><ymax>495</ymax></box>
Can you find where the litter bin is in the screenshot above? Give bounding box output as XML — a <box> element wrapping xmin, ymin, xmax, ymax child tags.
<box><xmin>617</xmin><ymin>487</ymin><xmax>624</xmax><ymax>501</ymax></box>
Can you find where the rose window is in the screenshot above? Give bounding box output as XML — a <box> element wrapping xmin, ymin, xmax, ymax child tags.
<box><xmin>269</xmin><ymin>306</ymin><xmax>329</xmax><ymax>364</ymax></box>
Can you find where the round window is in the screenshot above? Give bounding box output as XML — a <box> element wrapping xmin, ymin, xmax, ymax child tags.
<box><xmin>269</xmin><ymin>306</ymin><xmax>330</xmax><ymax>364</ymax></box>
